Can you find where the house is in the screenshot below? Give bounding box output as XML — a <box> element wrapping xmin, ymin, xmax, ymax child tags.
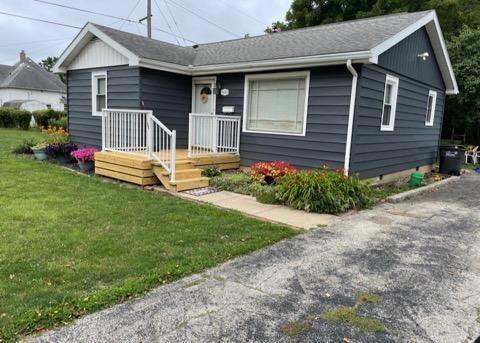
<box><xmin>0</xmin><ymin>51</ymin><xmax>66</xmax><ymax>112</ymax></box>
<box><xmin>53</xmin><ymin>10</ymin><xmax>457</xmax><ymax>191</ymax></box>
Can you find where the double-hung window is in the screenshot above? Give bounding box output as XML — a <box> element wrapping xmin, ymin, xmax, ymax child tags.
<box><xmin>243</xmin><ymin>71</ymin><xmax>310</xmax><ymax>136</ymax></box>
<box><xmin>92</xmin><ymin>71</ymin><xmax>107</xmax><ymax>116</ymax></box>
<box><xmin>380</xmin><ymin>74</ymin><xmax>399</xmax><ymax>131</ymax></box>
<box><xmin>425</xmin><ymin>90</ymin><xmax>437</xmax><ymax>126</ymax></box>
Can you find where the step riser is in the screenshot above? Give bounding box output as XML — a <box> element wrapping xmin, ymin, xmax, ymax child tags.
<box><xmin>175</xmin><ymin>180</ymin><xmax>210</xmax><ymax>192</ymax></box>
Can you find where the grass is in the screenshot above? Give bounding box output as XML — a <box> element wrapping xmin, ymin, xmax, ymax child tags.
<box><xmin>0</xmin><ymin>129</ymin><xmax>298</xmax><ymax>341</ymax></box>
<box><xmin>319</xmin><ymin>306</ymin><xmax>385</xmax><ymax>333</ymax></box>
<box><xmin>355</xmin><ymin>292</ymin><xmax>381</xmax><ymax>305</ymax></box>
<box><xmin>279</xmin><ymin>318</ymin><xmax>313</xmax><ymax>337</ymax></box>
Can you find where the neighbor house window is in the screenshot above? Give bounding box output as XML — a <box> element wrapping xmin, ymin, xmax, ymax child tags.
<box><xmin>92</xmin><ymin>71</ymin><xmax>107</xmax><ymax>116</ymax></box>
<box><xmin>243</xmin><ymin>71</ymin><xmax>310</xmax><ymax>136</ymax></box>
<box><xmin>425</xmin><ymin>90</ymin><xmax>437</xmax><ymax>126</ymax></box>
<box><xmin>380</xmin><ymin>74</ymin><xmax>399</xmax><ymax>131</ymax></box>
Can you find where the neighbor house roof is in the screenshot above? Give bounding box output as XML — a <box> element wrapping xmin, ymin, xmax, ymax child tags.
<box><xmin>0</xmin><ymin>58</ymin><xmax>66</xmax><ymax>93</ymax></box>
<box><xmin>54</xmin><ymin>10</ymin><xmax>458</xmax><ymax>94</ymax></box>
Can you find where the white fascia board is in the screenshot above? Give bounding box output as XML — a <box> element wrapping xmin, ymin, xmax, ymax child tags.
<box><xmin>138</xmin><ymin>58</ymin><xmax>191</xmax><ymax>75</ymax></box>
<box><xmin>370</xmin><ymin>11</ymin><xmax>458</xmax><ymax>95</ymax></box>
<box><xmin>54</xmin><ymin>23</ymin><xmax>139</xmax><ymax>73</ymax></box>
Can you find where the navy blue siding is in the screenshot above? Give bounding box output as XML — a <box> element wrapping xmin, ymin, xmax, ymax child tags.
<box><xmin>67</xmin><ymin>65</ymin><xmax>140</xmax><ymax>147</ymax></box>
<box><xmin>216</xmin><ymin>66</ymin><xmax>352</xmax><ymax>169</ymax></box>
<box><xmin>378</xmin><ymin>27</ymin><xmax>445</xmax><ymax>90</ymax></box>
<box><xmin>350</xmin><ymin>64</ymin><xmax>445</xmax><ymax>178</ymax></box>
<box><xmin>139</xmin><ymin>68</ymin><xmax>191</xmax><ymax>147</ymax></box>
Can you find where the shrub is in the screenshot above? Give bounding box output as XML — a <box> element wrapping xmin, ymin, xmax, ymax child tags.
<box><xmin>41</xmin><ymin>126</ymin><xmax>69</xmax><ymax>144</ymax></box>
<box><xmin>48</xmin><ymin>116</ymin><xmax>67</xmax><ymax>129</ymax></box>
<box><xmin>12</xmin><ymin>138</ymin><xmax>37</xmax><ymax>154</ymax></box>
<box><xmin>32</xmin><ymin>109</ymin><xmax>66</xmax><ymax>128</ymax></box>
<box><xmin>45</xmin><ymin>142</ymin><xmax>77</xmax><ymax>158</ymax></box>
<box><xmin>255</xmin><ymin>186</ymin><xmax>280</xmax><ymax>204</ymax></box>
<box><xmin>250</xmin><ymin>161</ymin><xmax>297</xmax><ymax>184</ymax></box>
<box><xmin>202</xmin><ymin>166</ymin><xmax>222</xmax><ymax>178</ymax></box>
<box><xmin>276</xmin><ymin>169</ymin><xmax>374</xmax><ymax>214</ymax></box>
<box><xmin>71</xmin><ymin>147</ymin><xmax>97</xmax><ymax>162</ymax></box>
<box><xmin>0</xmin><ymin>108</ymin><xmax>32</xmax><ymax>129</ymax></box>
<box><xmin>210</xmin><ymin>172</ymin><xmax>266</xmax><ymax>196</ymax></box>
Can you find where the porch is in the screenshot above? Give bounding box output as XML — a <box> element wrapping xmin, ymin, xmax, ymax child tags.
<box><xmin>94</xmin><ymin>109</ymin><xmax>241</xmax><ymax>191</ymax></box>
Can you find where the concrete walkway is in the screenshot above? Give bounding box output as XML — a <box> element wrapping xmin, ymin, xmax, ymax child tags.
<box><xmin>32</xmin><ymin>174</ymin><xmax>480</xmax><ymax>342</ymax></box>
<box><xmin>180</xmin><ymin>190</ymin><xmax>336</xmax><ymax>229</ymax></box>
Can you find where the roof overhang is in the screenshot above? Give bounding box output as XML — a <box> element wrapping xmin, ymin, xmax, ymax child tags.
<box><xmin>369</xmin><ymin>11</ymin><xmax>458</xmax><ymax>94</ymax></box>
<box><xmin>53</xmin><ymin>23</ymin><xmax>139</xmax><ymax>73</ymax></box>
<box><xmin>55</xmin><ymin>12</ymin><xmax>457</xmax><ymax>94</ymax></box>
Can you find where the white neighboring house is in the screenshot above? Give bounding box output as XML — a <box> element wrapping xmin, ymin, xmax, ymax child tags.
<box><xmin>0</xmin><ymin>51</ymin><xmax>66</xmax><ymax>112</ymax></box>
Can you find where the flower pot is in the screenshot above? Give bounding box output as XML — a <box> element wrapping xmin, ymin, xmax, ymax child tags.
<box><xmin>31</xmin><ymin>147</ymin><xmax>47</xmax><ymax>161</ymax></box>
<box><xmin>78</xmin><ymin>160</ymin><xmax>94</xmax><ymax>172</ymax></box>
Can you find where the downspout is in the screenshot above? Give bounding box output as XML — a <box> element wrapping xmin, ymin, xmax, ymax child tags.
<box><xmin>344</xmin><ymin>59</ymin><xmax>358</xmax><ymax>176</ymax></box>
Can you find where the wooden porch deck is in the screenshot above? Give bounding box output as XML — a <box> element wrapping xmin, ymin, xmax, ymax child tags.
<box><xmin>94</xmin><ymin>149</ymin><xmax>240</xmax><ymax>191</ymax></box>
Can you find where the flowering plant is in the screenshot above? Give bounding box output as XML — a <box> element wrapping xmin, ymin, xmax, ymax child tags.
<box><xmin>71</xmin><ymin>148</ymin><xmax>98</xmax><ymax>162</ymax></box>
<box><xmin>33</xmin><ymin>142</ymin><xmax>47</xmax><ymax>149</ymax></box>
<box><xmin>250</xmin><ymin>161</ymin><xmax>297</xmax><ymax>184</ymax></box>
<box><xmin>41</xmin><ymin>126</ymin><xmax>69</xmax><ymax>144</ymax></box>
<box><xmin>45</xmin><ymin>142</ymin><xmax>78</xmax><ymax>158</ymax></box>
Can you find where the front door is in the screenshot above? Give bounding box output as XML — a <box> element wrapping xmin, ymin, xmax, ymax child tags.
<box><xmin>192</xmin><ymin>77</ymin><xmax>216</xmax><ymax>150</ymax></box>
<box><xmin>192</xmin><ymin>77</ymin><xmax>215</xmax><ymax>114</ymax></box>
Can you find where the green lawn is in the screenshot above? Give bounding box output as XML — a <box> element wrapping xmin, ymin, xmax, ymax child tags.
<box><xmin>0</xmin><ymin>129</ymin><xmax>298</xmax><ymax>341</ymax></box>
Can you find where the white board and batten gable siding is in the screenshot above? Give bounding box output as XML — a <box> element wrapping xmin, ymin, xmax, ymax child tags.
<box><xmin>69</xmin><ymin>38</ymin><xmax>129</xmax><ymax>70</ymax></box>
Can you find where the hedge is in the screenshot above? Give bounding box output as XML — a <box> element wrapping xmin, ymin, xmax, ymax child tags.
<box><xmin>32</xmin><ymin>109</ymin><xmax>67</xmax><ymax>128</ymax></box>
<box><xmin>0</xmin><ymin>108</ymin><xmax>32</xmax><ymax>130</ymax></box>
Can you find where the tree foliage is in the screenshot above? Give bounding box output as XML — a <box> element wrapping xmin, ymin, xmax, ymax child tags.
<box><xmin>39</xmin><ymin>56</ymin><xmax>59</xmax><ymax>72</ymax></box>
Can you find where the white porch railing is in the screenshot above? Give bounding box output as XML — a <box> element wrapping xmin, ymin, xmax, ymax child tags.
<box><xmin>148</xmin><ymin>115</ymin><xmax>176</xmax><ymax>183</ymax></box>
<box><xmin>102</xmin><ymin>109</ymin><xmax>176</xmax><ymax>183</ymax></box>
<box><xmin>188</xmin><ymin>113</ymin><xmax>241</xmax><ymax>157</ymax></box>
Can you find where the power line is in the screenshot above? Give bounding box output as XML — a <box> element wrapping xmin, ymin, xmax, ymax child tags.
<box><xmin>0</xmin><ymin>37</ymin><xmax>71</xmax><ymax>48</ymax></box>
<box><xmin>153</xmin><ymin>0</ymin><xmax>181</xmax><ymax>45</ymax></box>
<box><xmin>33</xmin><ymin>0</ymin><xmax>197</xmax><ymax>44</ymax></box>
<box><xmin>0</xmin><ymin>11</ymin><xmax>82</xmax><ymax>29</ymax></box>
<box><xmin>120</xmin><ymin>0</ymin><xmax>142</xmax><ymax>29</ymax></box>
<box><xmin>163</xmin><ymin>0</ymin><xmax>187</xmax><ymax>45</ymax></box>
<box><xmin>217</xmin><ymin>0</ymin><xmax>269</xmax><ymax>27</ymax></box>
<box><xmin>165</xmin><ymin>0</ymin><xmax>241</xmax><ymax>38</ymax></box>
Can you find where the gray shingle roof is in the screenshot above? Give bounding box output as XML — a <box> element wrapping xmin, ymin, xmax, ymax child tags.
<box><xmin>92</xmin><ymin>10</ymin><xmax>431</xmax><ymax>67</ymax></box>
<box><xmin>0</xmin><ymin>58</ymin><xmax>65</xmax><ymax>93</ymax></box>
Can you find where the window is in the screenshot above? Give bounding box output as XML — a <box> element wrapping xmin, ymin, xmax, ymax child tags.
<box><xmin>425</xmin><ymin>90</ymin><xmax>437</xmax><ymax>126</ymax></box>
<box><xmin>243</xmin><ymin>71</ymin><xmax>310</xmax><ymax>136</ymax></box>
<box><xmin>92</xmin><ymin>71</ymin><xmax>107</xmax><ymax>116</ymax></box>
<box><xmin>380</xmin><ymin>75</ymin><xmax>399</xmax><ymax>131</ymax></box>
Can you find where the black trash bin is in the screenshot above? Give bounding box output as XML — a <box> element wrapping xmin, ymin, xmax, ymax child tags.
<box><xmin>439</xmin><ymin>145</ymin><xmax>465</xmax><ymax>175</ymax></box>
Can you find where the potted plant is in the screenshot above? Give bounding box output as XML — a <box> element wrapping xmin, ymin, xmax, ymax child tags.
<box><xmin>45</xmin><ymin>142</ymin><xmax>78</xmax><ymax>164</ymax></box>
<box><xmin>31</xmin><ymin>142</ymin><xmax>47</xmax><ymax>160</ymax></box>
<box><xmin>71</xmin><ymin>147</ymin><xmax>98</xmax><ymax>172</ymax></box>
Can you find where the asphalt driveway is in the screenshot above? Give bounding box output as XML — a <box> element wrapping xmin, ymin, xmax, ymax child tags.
<box><xmin>33</xmin><ymin>174</ymin><xmax>480</xmax><ymax>342</ymax></box>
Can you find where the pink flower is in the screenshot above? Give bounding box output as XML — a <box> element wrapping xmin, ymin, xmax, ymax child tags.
<box><xmin>71</xmin><ymin>148</ymin><xmax>98</xmax><ymax>162</ymax></box>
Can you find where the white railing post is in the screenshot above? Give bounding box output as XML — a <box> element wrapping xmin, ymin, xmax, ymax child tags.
<box><xmin>170</xmin><ymin>130</ymin><xmax>176</xmax><ymax>183</ymax></box>
<box><xmin>101</xmin><ymin>110</ymin><xmax>106</xmax><ymax>151</ymax></box>
<box><xmin>236</xmin><ymin>118</ymin><xmax>241</xmax><ymax>155</ymax></box>
<box><xmin>147</xmin><ymin>112</ymin><xmax>153</xmax><ymax>160</ymax></box>
<box><xmin>188</xmin><ymin>113</ymin><xmax>192</xmax><ymax>158</ymax></box>
<box><xmin>212</xmin><ymin>116</ymin><xmax>218</xmax><ymax>153</ymax></box>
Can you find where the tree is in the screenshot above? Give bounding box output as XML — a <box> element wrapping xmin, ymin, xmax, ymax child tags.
<box><xmin>39</xmin><ymin>56</ymin><xmax>59</xmax><ymax>72</ymax></box>
<box><xmin>444</xmin><ymin>26</ymin><xmax>480</xmax><ymax>141</ymax></box>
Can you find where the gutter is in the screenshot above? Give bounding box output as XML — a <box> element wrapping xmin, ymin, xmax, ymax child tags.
<box><xmin>344</xmin><ymin>59</ymin><xmax>358</xmax><ymax>176</ymax></box>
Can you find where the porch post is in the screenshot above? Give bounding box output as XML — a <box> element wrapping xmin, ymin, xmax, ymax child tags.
<box><xmin>188</xmin><ymin>113</ymin><xmax>192</xmax><ymax>158</ymax></box>
<box><xmin>101</xmin><ymin>110</ymin><xmax>106</xmax><ymax>151</ymax></box>
<box><xmin>170</xmin><ymin>130</ymin><xmax>176</xmax><ymax>183</ymax></box>
<box><xmin>147</xmin><ymin>112</ymin><xmax>153</xmax><ymax>160</ymax></box>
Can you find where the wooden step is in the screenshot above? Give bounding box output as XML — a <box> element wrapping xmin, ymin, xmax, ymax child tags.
<box><xmin>150</xmin><ymin>159</ymin><xmax>195</xmax><ymax>170</ymax></box>
<box><xmin>160</xmin><ymin>168</ymin><xmax>202</xmax><ymax>180</ymax></box>
<box><xmin>172</xmin><ymin>177</ymin><xmax>210</xmax><ymax>192</ymax></box>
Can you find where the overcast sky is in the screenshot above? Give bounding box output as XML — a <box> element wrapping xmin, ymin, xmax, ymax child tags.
<box><xmin>0</xmin><ymin>0</ymin><xmax>292</xmax><ymax>65</ymax></box>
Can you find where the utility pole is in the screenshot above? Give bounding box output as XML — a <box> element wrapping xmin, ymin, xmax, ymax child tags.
<box><xmin>139</xmin><ymin>0</ymin><xmax>152</xmax><ymax>38</ymax></box>
<box><xmin>147</xmin><ymin>0</ymin><xmax>152</xmax><ymax>39</ymax></box>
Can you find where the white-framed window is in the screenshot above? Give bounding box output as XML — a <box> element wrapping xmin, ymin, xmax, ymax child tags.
<box><xmin>425</xmin><ymin>90</ymin><xmax>437</xmax><ymax>126</ymax></box>
<box><xmin>92</xmin><ymin>71</ymin><xmax>107</xmax><ymax>116</ymax></box>
<box><xmin>242</xmin><ymin>71</ymin><xmax>310</xmax><ymax>136</ymax></box>
<box><xmin>380</xmin><ymin>74</ymin><xmax>399</xmax><ymax>131</ymax></box>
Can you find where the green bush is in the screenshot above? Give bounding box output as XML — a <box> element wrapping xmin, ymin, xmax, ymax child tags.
<box><xmin>210</xmin><ymin>172</ymin><xmax>266</xmax><ymax>196</ymax></box>
<box><xmin>202</xmin><ymin>166</ymin><xmax>222</xmax><ymax>178</ymax></box>
<box><xmin>48</xmin><ymin>116</ymin><xmax>68</xmax><ymax>129</ymax></box>
<box><xmin>32</xmin><ymin>109</ymin><xmax>66</xmax><ymax>128</ymax></box>
<box><xmin>255</xmin><ymin>186</ymin><xmax>280</xmax><ymax>204</ymax></box>
<box><xmin>276</xmin><ymin>170</ymin><xmax>374</xmax><ymax>214</ymax></box>
<box><xmin>12</xmin><ymin>138</ymin><xmax>37</xmax><ymax>154</ymax></box>
<box><xmin>0</xmin><ymin>108</ymin><xmax>32</xmax><ymax>130</ymax></box>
